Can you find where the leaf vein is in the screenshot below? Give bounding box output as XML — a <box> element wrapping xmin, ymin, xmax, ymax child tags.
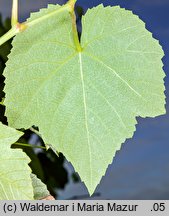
<box><xmin>87</xmin><ymin>80</ymin><xmax>127</xmax><ymax>129</ymax></box>
<box><xmin>84</xmin><ymin>52</ymin><xmax>142</xmax><ymax>98</ymax></box>
<box><xmin>79</xmin><ymin>53</ymin><xmax>93</xmax><ymax>187</ymax></box>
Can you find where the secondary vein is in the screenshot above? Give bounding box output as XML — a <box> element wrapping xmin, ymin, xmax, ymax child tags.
<box><xmin>84</xmin><ymin>52</ymin><xmax>142</xmax><ymax>98</ymax></box>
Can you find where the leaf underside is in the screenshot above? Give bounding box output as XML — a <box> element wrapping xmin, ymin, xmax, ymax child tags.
<box><xmin>4</xmin><ymin>4</ymin><xmax>165</xmax><ymax>195</ymax></box>
<box><xmin>0</xmin><ymin>122</ymin><xmax>33</xmax><ymax>200</ymax></box>
<box><xmin>31</xmin><ymin>173</ymin><xmax>50</xmax><ymax>200</ymax></box>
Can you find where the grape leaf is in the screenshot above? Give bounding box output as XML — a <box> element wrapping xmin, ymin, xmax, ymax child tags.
<box><xmin>4</xmin><ymin>4</ymin><xmax>165</xmax><ymax>195</ymax></box>
<box><xmin>0</xmin><ymin>122</ymin><xmax>33</xmax><ymax>199</ymax></box>
<box><xmin>31</xmin><ymin>174</ymin><xmax>50</xmax><ymax>200</ymax></box>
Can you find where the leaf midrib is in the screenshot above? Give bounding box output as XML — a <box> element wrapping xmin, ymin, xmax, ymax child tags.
<box><xmin>78</xmin><ymin>52</ymin><xmax>93</xmax><ymax>188</ymax></box>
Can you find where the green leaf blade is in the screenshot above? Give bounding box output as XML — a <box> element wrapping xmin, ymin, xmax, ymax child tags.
<box><xmin>4</xmin><ymin>4</ymin><xmax>165</xmax><ymax>195</ymax></box>
<box><xmin>0</xmin><ymin>123</ymin><xmax>34</xmax><ymax>200</ymax></box>
<box><xmin>31</xmin><ymin>174</ymin><xmax>50</xmax><ymax>200</ymax></box>
<box><xmin>81</xmin><ymin>5</ymin><xmax>165</xmax><ymax>118</ymax></box>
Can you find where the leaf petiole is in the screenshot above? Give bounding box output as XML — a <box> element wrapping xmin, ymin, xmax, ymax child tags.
<box><xmin>13</xmin><ymin>142</ymin><xmax>46</xmax><ymax>150</ymax></box>
<box><xmin>0</xmin><ymin>26</ymin><xmax>18</xmax><ymax>46</ymax></box>
<box><xmin>11</xmin><ymin>0</ymin><xmax>18</xmax><ymax>26</ymax></box>
<box><xmin>0</xmin><ymin>23</ymin><xmax>27</xmax><ymax>46</ymax></box>
<box><xmin>68</xmin><ymin>0</ymin><xmax>82</xmax><ymax>51</ymax></box>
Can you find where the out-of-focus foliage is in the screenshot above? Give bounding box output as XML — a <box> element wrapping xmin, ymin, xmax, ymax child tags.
<box><xmin>0</xmin><ymin>15</ymin><xmax>11</xmax><ymax>123</ymax></box>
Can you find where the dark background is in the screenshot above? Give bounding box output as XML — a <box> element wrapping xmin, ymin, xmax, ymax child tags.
<box><xmin>0</xmin><ymin>0</ymin><xmax>169</xmax><ymax>199</ymax></box>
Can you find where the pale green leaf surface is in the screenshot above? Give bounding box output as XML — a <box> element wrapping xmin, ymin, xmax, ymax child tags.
<box><xmin>31</xmin><ymin>174</ymin><xmax>50</xmax><ymax>200</ymax></box>
<box><xmin>0</xmin><ymin>122</ymin><xmax>33</xmax><ymax>200</ymax></box>
<box><xmin>4</xmin><ymin>4</ymin><xmax>165</xmax><ymax>194</ymax></box>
